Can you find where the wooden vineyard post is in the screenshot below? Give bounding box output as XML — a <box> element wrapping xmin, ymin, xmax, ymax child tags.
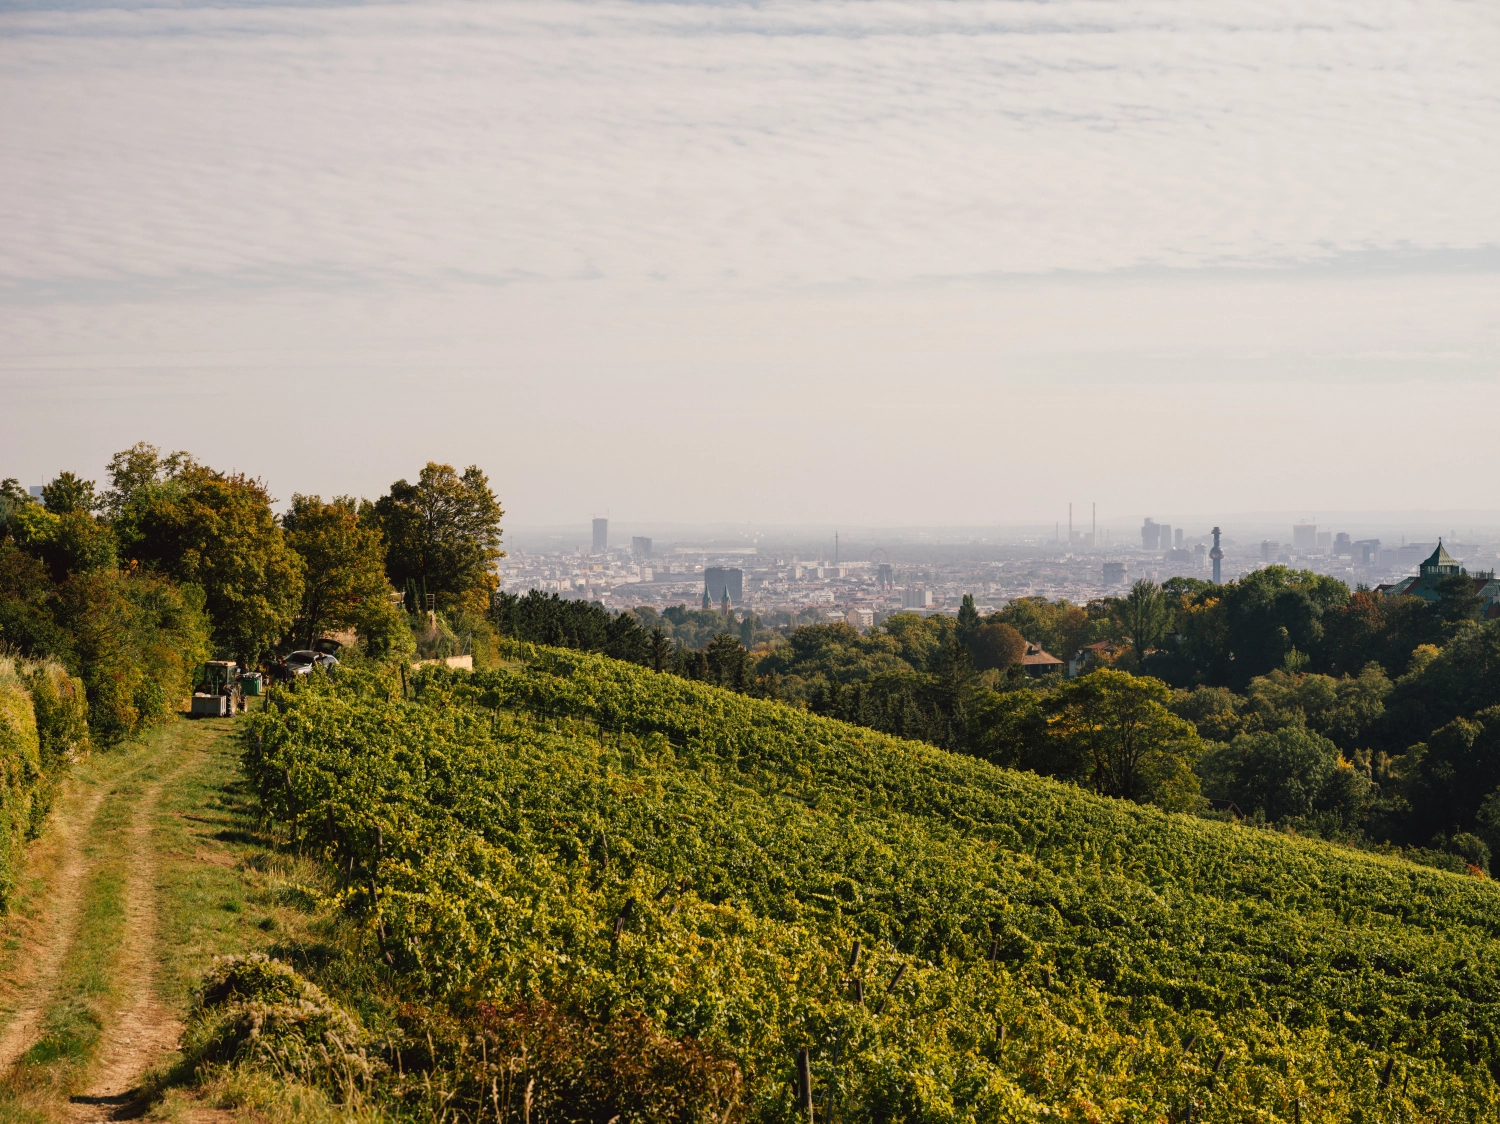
<box><xmin>796</xmin><ymin>1048</ymin><xmax>814</xmax><ymax>1122</ymax></box>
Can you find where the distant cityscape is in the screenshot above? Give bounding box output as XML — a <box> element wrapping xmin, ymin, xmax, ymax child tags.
<box><xmin>499</xmin><ymin>514</ymin><xmax>1500</xmax><ymax>628</ymax></box>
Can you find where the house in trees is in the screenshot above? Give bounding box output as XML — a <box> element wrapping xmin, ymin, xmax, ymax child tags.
<box><xmin>1021</xmin><ymin>643</ymin><xmax>1064</xmax><ymax>678</ymax></box>
<box><xmin>1380</xmin><ymin>542</ymin><xmax>1500</xmax><ymax>617</ymax></box>
<box><xmin>1068</xmin><ymin>640</ymin><xmax>1121</xmax><ymax>677</ymax></box>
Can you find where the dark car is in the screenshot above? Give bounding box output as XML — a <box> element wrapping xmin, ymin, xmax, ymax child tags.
<box><xmin>280</xmin><ymin>649</ymin><xmax>339</xmax><ymax>678</ymax></box>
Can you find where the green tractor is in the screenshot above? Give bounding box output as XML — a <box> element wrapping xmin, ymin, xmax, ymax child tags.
<box><xmin>190</xmin><ymin>660</ymin><xmax>244</xmax><ymax>718</ymax></box>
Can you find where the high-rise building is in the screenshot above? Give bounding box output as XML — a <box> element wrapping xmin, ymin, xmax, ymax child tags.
<box><xmin>630</xmin><ymin>536</ymin><xmax>652</xmax><ymax>559</ymax></box>
<box><xmin>1102</xmin><ymin>562</ymin><xmax>1127</xmax><ymax>584</ymax></box>
<box><xmin>704</xmin><ymin>567</ymin><xmax>743</xmax><ymax>605</ymax></box>
<box><xmin>1141</xmin><ymin>519</ymin><xmax>1160</xmax><ymax>551</ymax></box>
<box><xmin>1174</xmin><ymin>528</ymin><xmax>1185</xmax><ymax>549</ymax></box>
<box><xmin>591</xmin><ymin>517</ymin><xmax>608</xmax><ymax>554</ymax></box>
<box><xmin>1334</xmin><ymin>533</ymin><xmax>1353</xmax><ymax>556</ymax></box>
<box><xmin>1316</xmin><ymin>531</ymin><xmax>1333</xmax><ymax>552</ymax></box>
<box><xmin>1292</xmin><ymin>524</ymin><xmax>1317</xmax><ymax>551</ymax></box>
<box><xmin>1261</xmin><ymin>541</ymin><xmax>1281</xmax><ymax>562</ymax></box>
<box><xmin>1158</xmin><ymin>524</ymin><xmax>1172</xmax><ymax>555</ymax></box>
<box><xmin>901</xmin><ymin>586</ymin><xmax>934</xmax><ymax>608</ymax></box>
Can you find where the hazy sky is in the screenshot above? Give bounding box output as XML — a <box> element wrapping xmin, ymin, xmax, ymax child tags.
<box><xmin>2</xmin><ymin>0</ymin><xmax>1497</xmax><ymax>527</ymax></box>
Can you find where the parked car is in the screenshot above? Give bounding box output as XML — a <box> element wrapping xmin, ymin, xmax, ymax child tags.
<box><xmin>279</xmin><ymin>649</ymin><xmax>339</xmax><ymax>678</ymax></box>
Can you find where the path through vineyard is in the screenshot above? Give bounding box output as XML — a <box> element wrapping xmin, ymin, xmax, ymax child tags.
<box><xmin>0</xmin><ymin>715</ymin><xmax>277</xmax><ymax>1122</ymax></box>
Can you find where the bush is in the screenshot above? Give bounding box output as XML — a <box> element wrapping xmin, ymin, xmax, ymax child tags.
<box><xmin>0</xmin><ymin>655</ymin><xmax>78</xmax><ymax>907</ymax></box>
<box><xmin>0</xmin><ymin>538</ymin><xmax>211</xmax><ymax>745</ymax></box>
<box><xmin>186</xmin><ymin>955</ymin><xmax>374</xmax><ymax>1098</ymax></box>
<box><xmin>399</xmin><ymin>999</ymin><xmax>745</xmax><ymax>1124</ymax></box>
<box><xmin>51</xmin><ymin>570</ymin><xmax>210</xmax><ymax>744</ymax></box>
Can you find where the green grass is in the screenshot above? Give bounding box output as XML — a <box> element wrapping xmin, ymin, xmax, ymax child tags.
<box><xmin>149</xmin><ymin>715</ymin><xmax>328</xmax><ymax>1007</ymax></box>
<box><xmin>142</xmin><ymin>714</ymin><xmax>367</xmax><ymax>1122</ymax></box>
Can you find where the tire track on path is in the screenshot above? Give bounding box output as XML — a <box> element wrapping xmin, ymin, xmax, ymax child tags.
<box><xmin>67</xmin><ymin>761</ymin><xmax>192</xmax><ymax>1122</ymax></box>
<box><xmin>0</xmin><ymin>786</ymin><xmax>108</xmax><ymax>1071</ymax></box>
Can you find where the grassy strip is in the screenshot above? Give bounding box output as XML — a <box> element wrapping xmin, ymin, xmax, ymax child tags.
<box><xmin>142</xmin><ymin>716</ymin><xmax>382</xmax><ymax>1122</ymax></box>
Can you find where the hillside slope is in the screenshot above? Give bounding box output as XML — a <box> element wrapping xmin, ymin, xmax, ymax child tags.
<box><xmin>243</xmin><ymin>646</ymin><xmax>1500</xmax><ymax>1122</ymax></box>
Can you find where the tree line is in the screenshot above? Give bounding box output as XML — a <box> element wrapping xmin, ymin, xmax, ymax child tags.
<box><xmin>0</xmin><ymin>446</ymin><xmax>504</xmax><ymax>743</ymax></box>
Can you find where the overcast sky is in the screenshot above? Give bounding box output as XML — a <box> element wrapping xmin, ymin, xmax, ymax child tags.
<box><xmin>2</xmin><ymin>0</ymin><xmax>1497</xmax><ymax>529</ymax></box>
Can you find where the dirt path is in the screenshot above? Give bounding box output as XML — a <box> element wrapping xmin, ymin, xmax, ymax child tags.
<box><xmin>0</xmin><ymin>786</ymin><xmax>108</xmax><ymax>1071</ymax></box>
<box><xmin>65</xmin><ymin>777</ymin><xmax>181</xmax><ymax>1122</ymax></box>
<box><xmin>0</xmin><ymin>719</ymin><xmax>290</xmax><ymax>1121</ymax></box>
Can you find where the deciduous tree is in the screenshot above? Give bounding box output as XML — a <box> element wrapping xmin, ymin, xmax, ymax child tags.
<box><xmin>968</xmin><ymin>621</ymin><xmax>1026</xmax><ymax>671</ymax></box>
<box><xmin>372</xmin><ymin>463</ymin><xmax>503</xmax><ymax>612</ymax></box>
<box><xmin>1044</xmin><ymin>669</ymin><xmax>1201</xmax><ymax>808</ymax></box>
<box><xmin>40</xmin><ymin>472</ymin><xmax>99</xmax><ymax>515</ymax></box>
<box><xmin>1116</xmin><ymin>579</ymin><xmax>1171</xmax><ymax>659</ymax></box>
<box><xmin>282</xmin><ymin>494</ymin><xmax>397</xmax><ymax>649</ymax></box>
<box><xmin>115</xmin><ymin>462</ymin><xmax>303</xmax><ymax>664</ymax></box>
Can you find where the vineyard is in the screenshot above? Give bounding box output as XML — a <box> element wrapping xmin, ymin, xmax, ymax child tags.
<box><xmin>242</xmin><ymin>644</ymin><xmax>1500</xmax><ymax>1122</ymax></box>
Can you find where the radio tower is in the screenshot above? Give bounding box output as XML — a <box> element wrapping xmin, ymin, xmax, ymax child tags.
<box><xmin>1210</xmin><ymin>526</ymin><xmax>1224</xmax><ymax>585</ymax></box>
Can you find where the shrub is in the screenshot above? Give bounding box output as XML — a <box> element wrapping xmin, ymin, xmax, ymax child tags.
<box><xmin>0</xmin><ymin>656</ymin><xmax>72</xmax><ymax>907</ymax></box>
<box><xmin>187</xmin><ymin>955</ymin><xmax>374</xmax><ymax>1098</ymax></box>
<box><xmin>397</xmin><ymin>999</ymin><xmax>745</xmax><ymax>1124</ymax></box>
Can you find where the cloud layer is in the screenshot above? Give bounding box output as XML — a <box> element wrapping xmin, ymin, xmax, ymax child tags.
<box><xmin>5</xmin><ymin>0</ymin><xmax>1497</xmax><ymax>291</ymax></box>
<box><xmin>1</xmin><ymin>0</ymin><xmax>1497</xmax><ymax>522</ymax></box>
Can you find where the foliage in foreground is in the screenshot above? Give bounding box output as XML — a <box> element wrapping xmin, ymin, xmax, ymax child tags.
<box><xmin>0</xmin><ymin>655</ymin><xmax>88</xmax><ymax>907</ymax></box>
<box><xmin>240</xmin><ymin>648</ymin><xmax>1500</xmax><ymax>1121</ymax></box>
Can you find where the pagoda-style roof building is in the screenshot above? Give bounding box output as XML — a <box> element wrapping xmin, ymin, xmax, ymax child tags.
<box><xmin>1383</xmin><ymin>542</ymin><xmax>1500</xmax><ymax>618</ymax></box>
